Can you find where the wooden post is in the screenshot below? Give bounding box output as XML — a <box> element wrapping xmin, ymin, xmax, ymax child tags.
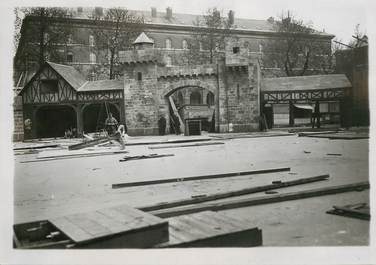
<box><xmin>289</xmin><ymin>101</ymin><xmax>294</xmax><ymax>126</ymax></box>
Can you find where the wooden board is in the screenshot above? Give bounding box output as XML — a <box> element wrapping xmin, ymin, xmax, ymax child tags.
<box><xmin>139</xmin><ymin>174</ymin><xmax>329</xmax><ymax>212</ymax></box>
<box><xmin>156</xmin><ymin>211</ymin><xmax>262</xmax><ymax>248</ymax></box>
<box><xmin>150</xmin><ymin>181</ymin><xmax>370</xmax><ymax>218</ymax></box>
<box><xmin>49</xmin><ymin>204</ymin><xmax>168</xmax><ymax>248</ymax></box>
<box><xmin>148</xmin><ymin>141</ymin><xmax>224</xmax><ymax>150</ymax></box>
<box><xmin>112</xmin><ymin>167</ymin><xmax>291</xmax><ymax>188</ymax></box>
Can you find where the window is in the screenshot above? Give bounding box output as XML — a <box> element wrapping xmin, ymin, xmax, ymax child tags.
<box><xmin>177</xmin><ymin>91</ymin><xmax>184</xmax><ymax>106</ymax></box>
<box><xmin>236</xmin><ymin>84</ymin><xmax>240</xmax><ymax>102</ymax></box>
<box><xmin>89</xmin><ymin>52</ymin><xmax>96</xmax><ymax>63</ymax></box>
<box><xmin>233</xmin><ymin>47</ymin><xmax>240</xmax><ymax>54</ymax></box>
<box><xmin>67</xmin><ymin>34</ymin><xmax>73</xmax><ymax>44</ymax></box>
<box><xmin>77</xmin><ymin>7</ymin><xmax>83</xmax><ymax>13</ymax></box>
<box><xmin>182</xmin><ymin>39</ymin><xmax>188</xmax><ymax>50</ymax></box>
<box><xmin>206</xmin><ymin>92</ymin><xmax>214</xmax><ymax>106</ymax></box>
<box><xmin>199</xmin><ymin>41</ymin><xmax>203</xmax><ymax>51</ymax></box>
<box><xmin>43</xmin><ymin>33</ymin><xmax>49</xmax><ymax>44</ymax></box>
<box><xmin>40</xmin><ymin>80</ymin><xmax>58</xmax><ymax>94</ymax></box>
<box><xmin>190</xmin><ymin>91</ymin><xmax>202</xmax><ymax>105</ymax></box>
<box><xmin>165</xmin><ymin>56</ymin><xmax>172</xmax><ymax>67</ymax></box>
<box><xmin>165</xmin><ymin>38</ymin><xmax>172</xmax><ymax>49</ymax></box>
<box><xmin>89</xmin><ymin>35</ymin><xmax>95</xmax><ymax>46</ymax></box>
<box><xmin>137</xmin><ymin>72</ymin><xmax>142</xmax><ymax>81</ymax></box>
<box><xmin>259</xmin><ymin>44</ymin><xmax>263</xmax><ymax>53</ymax></box>
<box><xmin>67</xmin><ymin>52</ymin><xmax>73</xmax><ymax>63</ymax></box>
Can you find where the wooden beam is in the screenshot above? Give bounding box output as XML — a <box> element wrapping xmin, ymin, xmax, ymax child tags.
<box><xmin>149</xmin><ymin>181</ymin><xmax>370</xmax><ymax>218</ymax></box>
<box><xmin>148</xmin><ymin>142</ymin><xmax>224</xmax><ymax>149</ymax></box>
<box><xmin>139</xmin><ymin>174</ymin><xmax>330</xmax><ymax>212</ymax></box>
<box><xmin>119</xmin><ymin>154</ymin><xmax>174</xmax><ymax>162</ymax></box>
<box><xmin>112</xmin><ymin>167</ymin><xmax>291</xmax><ymax>189</ymax></box>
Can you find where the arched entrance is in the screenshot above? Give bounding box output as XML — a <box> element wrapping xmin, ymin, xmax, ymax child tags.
<box><xmin>82</xmin><ymin>103</ymin><xmax>120</xmax><ymax>133</ymax></box>
<box><xmin>35</xmin><ymin>105</ymin><xmax>77</xmax><ymax>138</ymax></box>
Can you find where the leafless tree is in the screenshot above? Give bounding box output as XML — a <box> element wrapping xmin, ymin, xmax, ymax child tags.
<box><xmin>187</xmin><ymin>8</ymin><xmax>234</xmax><ymax>64</ymax></box>
<box><xmin>262</xmin><ymin>12</ymin><xmax>330</xmax><ymax>76</ymax></box>
<box><xmin>91</xmin><ymin>8</ymin><xmax>144</xmax><ymax>79</ymax></box>
<box><xmin>14</xmin><ymin>7</ymin><xmax>72</xmax><ymax>70</ymax></box>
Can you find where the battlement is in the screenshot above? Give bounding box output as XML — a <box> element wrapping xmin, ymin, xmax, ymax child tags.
<box><xmin>157</xmin><ymin>64</ymin><xmax>217</xmax><ymax>79</ymax></box>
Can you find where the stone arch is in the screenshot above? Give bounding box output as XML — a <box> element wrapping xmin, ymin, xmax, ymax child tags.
<box><xmin>162</xmin><ymin>79</ymin><xmax>217</xmax><ymax>98</ymax></box>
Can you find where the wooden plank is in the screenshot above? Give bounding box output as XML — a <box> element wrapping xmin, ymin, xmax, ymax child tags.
<box><xmin>50</xmin><ymin>205</ymin><xmax>168</xmax><ymax>246</ymax></box>
<box><xmin>13</xmin><ymin>144</ymin><xmax>60</xmax><ymax>150</ymax></box>
<box><xmin>150</xmin><ymin>181</ymin><xmax>370</xmax><ymax>218</ymax></box>
<box><xmin>113</xmin><ymin>167</ymin><xmax>291</xmax><ymax>189</ymax></box>
<box><xmin>139</xmin><ymin>174</ymin><xmax>329</xmax><ymax>211</ymax></box>
<box><xmin>68</xmin><ymin>137</ymin><xmax>113</xmax><ymax>150</ymax></box>
<box><xmin>119</xmin><ymin>154</ymin><xmax>174</xmax><ymax>162</ymax></box>
<box><xmin>21</xmin><ymin>150</ymin><xmax>129</xmax><ymax>163</ymax></box>
<box><xmin>157</xmin><ymin>211</ymin><xmax>262</xmax><ymax>248</ymax></box>
<box><xmin>148</xmin><ymin>141</ymin><xmax>224</xmax><ymax>150</ymax></box>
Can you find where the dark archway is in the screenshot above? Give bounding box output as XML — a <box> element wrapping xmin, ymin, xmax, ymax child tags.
<box><xmin>206</xmin><ymin>91</ymin><xmax>215</xmax><ymax>106</ymax></box>
<box><xmin>82</xmin><ymin>103</ymin><xmax>120</xmax><ymax>133</ymax></box>
<box><xmin>35</xmin><ymin>105</ymin><xmax>76</xmax><ymax>138</ymax></box>
<box><xmin>190</xmin><ymin>91</ymin><xmax>202</xmax><ymax>105</ymax></box>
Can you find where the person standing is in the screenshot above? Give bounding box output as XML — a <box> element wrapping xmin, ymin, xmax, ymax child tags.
<box><xmin>311</xmin><ymin>101</ymin><xmax>321</xmax><ymax>128</ymax></box>
<box><xmin>105</xmin><ymin>112</ymin><xmax>118</xmax><ymax>136</ymax></box>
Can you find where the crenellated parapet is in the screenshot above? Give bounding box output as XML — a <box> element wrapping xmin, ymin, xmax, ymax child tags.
<box><xmin>118</xmin><ymin>49</ymin><xmax>163</xmax><ymax>65</ymax></box>
<box><xmin>157</xmin><ymin>65</ymin><xmax>217</xmax><ymax>80</ymax></box>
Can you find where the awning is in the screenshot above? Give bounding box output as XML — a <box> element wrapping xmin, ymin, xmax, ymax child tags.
<box><xmin>294</xmin><ymin>104</ymin><xmax>314</xmax><ymax>111</ymax></box>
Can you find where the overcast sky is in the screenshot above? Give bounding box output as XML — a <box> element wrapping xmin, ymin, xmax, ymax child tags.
<box><xmin>100</xmin><ymin>0</ymin><xmax>370</xmax><ymax>44</ymax></box>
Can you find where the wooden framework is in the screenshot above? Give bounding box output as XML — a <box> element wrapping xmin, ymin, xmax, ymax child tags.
<box><xmin>21</xmin><ymin>64</ymin><xmax>125</xmax><ymax>139</ymax></box>
<box><xmin>261</xmin><ymin>88</ymin><xmax>349</xmax><ymax>104</ymax></box>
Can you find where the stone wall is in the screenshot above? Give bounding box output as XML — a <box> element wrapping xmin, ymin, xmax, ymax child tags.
<box><xmin>13</xmin><ymin>95</ymin><xmax>24</xmax><ymax>142</ymax></box>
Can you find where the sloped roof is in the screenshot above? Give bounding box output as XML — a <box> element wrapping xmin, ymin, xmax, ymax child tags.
<box><xmin>261</xmin><ymin>74</ymin><xmax>352</xmax><ymax>92</ymax></box>
<box><xmin>78</xmin><ymin>79</ymin><xmax>124</xmax><ymax>92</ymax></box>
<box><xmin>68</xmin><ymin>8</ymin><xmax>331</xmax><ymax>36</ymax></box>
<box><xmin>47</xmin><ymin>61</ymin><xmax>86</xmax><ymax>90</ymax></box>
<box><xmin>133</xmin><ymin>32</ymin><xmax>154</xmax><ymax>44</ymax></box>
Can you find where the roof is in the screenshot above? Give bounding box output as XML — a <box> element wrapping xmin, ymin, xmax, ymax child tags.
<box><xmin>261</xmin><ymin>74</ymin><xmax>352</xmax><ymax>92</ymax></box>
<box><xmin>47</xmin><ymin>61</ymin><xmax>86</xmax><ymax>90</ymax></box>
<box><xmin>67</xmin><ymin>7</ymin><xmax>331</xmax><ymax>36</ymax></box>
<box><xmin>133</xmin><ymin>32</ymin><xmax>154</xmax><ymax>44</ymax></box>
<box><xmin>78</xmin><ymin>79</ymin><xmax>124</xmax><ymax>92</ymax></box>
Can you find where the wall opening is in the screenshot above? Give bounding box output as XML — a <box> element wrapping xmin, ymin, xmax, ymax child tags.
<box><xmin>35</xmin><ymin>105</ymin><xmax>76</xmax><ymax>138</ymax></box>
<box><xmin>82</xmin><ymin>103</ymin><xmax>120</xmax><ymax>133</ymax></box>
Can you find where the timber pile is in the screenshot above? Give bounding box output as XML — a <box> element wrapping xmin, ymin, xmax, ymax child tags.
<box><xmin>119</xmin><ymin>154</ymin><xmax>174</xmax><ymax>162</ymax></box>
<box><xmin>299</xmin><ymin>131</ymin><xmax>369</xmax><ymax>140</ymax></box>
<box><xmin>148</xmin><ymin>141</ymin><xmax>224</xmax><ymax>149</ymax></box>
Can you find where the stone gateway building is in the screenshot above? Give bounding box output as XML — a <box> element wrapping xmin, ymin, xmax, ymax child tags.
<box><xmin>15</xmin><ymin>7</ymin><xmax>353</xmax><ymax>140</ymax></box>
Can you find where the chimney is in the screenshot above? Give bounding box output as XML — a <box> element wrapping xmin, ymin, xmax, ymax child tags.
<box><xmin>166</xmin><ymin>7</ymin><xmax>172</xmax><ymax>19</ymax></box>
<box><xmin>151</xmin><ymin>7</ymin><xmax>157</xmax><ymax>18</ymax></box>
<box><xmin>228</xmin><ymin>10</ymin><xmax>234</xmax><ymax>25</ymax></box>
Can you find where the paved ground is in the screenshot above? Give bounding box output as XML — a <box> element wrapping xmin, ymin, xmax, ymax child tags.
<box><xmin>13</xmin><ymin>129</ymin><xmax>369</xmax><ymax>246</ymax></box>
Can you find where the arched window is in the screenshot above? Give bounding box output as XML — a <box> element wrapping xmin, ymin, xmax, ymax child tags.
<box><xmin>89</xmin><ymin>35</ymin><xmax>95</xmax><ymax>46</ymax></box>
<box><xmin>67</xmin><ymin>52</ymin><xmax>73</xmax><ymax>63</ymax></box>
<box><xmin>190</xmin><ymin>91</ymin><xmax>202</xmax><ymax>105</ymax></box>
<box><xmin>182</xmin><ymin>39</ymin><xmax>188</xmax><ymax>49</ymax></box>
<box><xmin>89</xmin><ymin>52</ymin><xmax>96</xmax><ymax>64</ymax></box>
<box><xmin>165</xmin><ymin>38</ymin><xmax>172</xmax><ymax>49</ymax></box>
<box><xmin>165</xmin><ymin>56</ymin><xmax>172</xmax><ymax>67</ymax></box>
<box><xmin>206</xmin><ymin>92</ymin><xmax>215</xmax><ymax>106</ymax></box>
<box><xmin>43</xmin><ymin>33</ymin><xmax>49</xmax><ymax>44</ymax></box>
<box><xmin>177</xmin><ymin>91</ymin><xmax>184</xmax><ymax>106</ymax></box>
<box><xmin>259</xmin><ymin>44</ymin><xmax>263</xmax><ymax>53</ymax></box>
<box><xmin>67</xmin><ymin>34</ymin><xmax>73</xmax><ymax>44</ymax></box>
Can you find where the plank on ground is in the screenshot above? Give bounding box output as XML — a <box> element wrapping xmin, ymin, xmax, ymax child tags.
<box><xmin>139</xmin><ymin>174</ymin><xmax>329</xmax><ymax>212</ymax></box>
<box><xmin>150</xmin><ymin>181</ymin><xmax>370</xmax><ymax>218</ymax></box>
<box><xmin>148</xmin><ymin>141</ymin><xmax>224</xmax><ymax>150</ymax></box>
<box><xmin>157</xmin><ymin>211</ymin><xmax>262</xmax><ymax>248</ymax></box>
<box><xmin>112</xmin><ymin>167</ymin><xmax>291</xmax><ymax>188</ymax></box>
<box><xmin>49</xmin><ymin>204</ymin><xmax>168</xmax><ymax>247</ymax></box>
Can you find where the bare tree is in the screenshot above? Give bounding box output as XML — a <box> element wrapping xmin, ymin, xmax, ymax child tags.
<box><xmin>262</xmin><ymin>12</ymin><xmax>329</xmax><ymax>76</ymax></box>
<box><xmin>348</xmin><ymin>24</ymin><xmax>367</xmax><ymax>48</ymax></box>
<box><xmin>187</xmin><ymin>8</ymin><xmax>234</xmax><ymax>64</ymax></box>
<box><xmin>91</xmin><ymin>8</ymin><xmax>144</xmax><ymax>79</ymax></box>
<box><xmin>14</xmin><ymin>7</ymin><xmax>72</xmax><ymax>70</ymax></box>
